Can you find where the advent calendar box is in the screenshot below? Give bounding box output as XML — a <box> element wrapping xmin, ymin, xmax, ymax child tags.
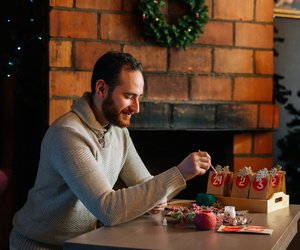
<box><xmin>215</xmin><ymin>192</ymin><xmax>289</xmax><ymax>213</ymax></box>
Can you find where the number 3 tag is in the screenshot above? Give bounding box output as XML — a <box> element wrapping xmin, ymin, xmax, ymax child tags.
<box><xmin>236</xmin><ymin>175</ymin><xmax>250</xmax><ymax>189</ymax></box>
<box><xmin>253</xmin><ymin>177</ymin><xmax>267</xmax><ymax>191</ymax></box>
<box><xmin>211</xmin><ymin>173</ymin><xmax>224</xmax><ymax>187</ymax></box>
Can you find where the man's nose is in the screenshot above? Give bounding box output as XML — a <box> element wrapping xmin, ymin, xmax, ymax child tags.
<box><xmin>131</xmin><ymin>97</ymin><xmax>140</xmax><ymax>113</ymax></box>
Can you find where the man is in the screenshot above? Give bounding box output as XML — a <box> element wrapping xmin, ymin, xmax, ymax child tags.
<box><xmin>10</xmin><ymin>51</ymin><xmax>211</xmax><ymax>249</ymax></box>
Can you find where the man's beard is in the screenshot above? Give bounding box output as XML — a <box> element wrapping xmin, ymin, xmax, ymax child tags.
<box><xmin>102</xmin><ymin>95</ymin><xmax>131</xmax><ymax>128</ymax></box>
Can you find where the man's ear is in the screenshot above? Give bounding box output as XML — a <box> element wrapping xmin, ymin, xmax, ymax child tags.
<box><xmin>95</xmin><ymin>80</ymin><xmax>107</xmax><ymax>97</ymax></box>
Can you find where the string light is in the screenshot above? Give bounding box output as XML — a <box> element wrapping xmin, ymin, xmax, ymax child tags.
<box><xmin>1</xmin><ymin>0</ymin><xmax>45</xmax><ymax>78</ymax></box>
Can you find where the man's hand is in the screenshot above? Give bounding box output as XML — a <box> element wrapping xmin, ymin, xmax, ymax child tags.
<box><xmin>148</xmin><ymin>197</ymin><xmax>168</xmax><ymax>214</ymax></box>
<box><xmin>177</xmin><ymin>151</ymin><xmax>211</xmax><ymax>181</ymax></box>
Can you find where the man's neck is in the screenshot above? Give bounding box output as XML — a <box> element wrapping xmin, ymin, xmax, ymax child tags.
<box><xmin>90</xmin><ymin>94</ymin><xmax>108</xmax><ymax>127</ymax></box>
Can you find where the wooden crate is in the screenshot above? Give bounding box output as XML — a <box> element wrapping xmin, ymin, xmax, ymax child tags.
<box><xmin>215</xmin><ymin>192</ymin><xmax>289</xmax><ymax>213</ymax></box>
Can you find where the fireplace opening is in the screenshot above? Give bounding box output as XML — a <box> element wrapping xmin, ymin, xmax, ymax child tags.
<box><xmin>128</xmin><ymin>130</ymin><xmax>234</xmax><ymax>199</ymax></box>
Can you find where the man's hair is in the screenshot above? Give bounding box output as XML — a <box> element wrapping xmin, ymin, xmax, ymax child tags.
<box><xmin>91</xmin><ymin>51</ymin><xmax>143</xmax><ymax>93</ymax></box>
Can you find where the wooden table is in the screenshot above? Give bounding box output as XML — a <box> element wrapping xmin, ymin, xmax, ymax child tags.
<box><xmin>64</xmin><ymin>205</ymin><xmax>300</xmax><ymax>250</ymax></box>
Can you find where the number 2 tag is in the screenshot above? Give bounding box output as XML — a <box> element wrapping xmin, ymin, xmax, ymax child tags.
<box><xmin>211</xmin><ymin>173</ymin><xmax>224</xmax><ymax>187</ymax></box>
<box><xmin>253</xmin><ymin>177</ymin><xmax>267</xmax><ymax>191</ymax></box>
<box><xmin>236</xmin><ymin>175</ymin><xmax>250</xmax><ymax>189</ymax></box>
<box><xmin>272</xmin><ymin>174</ymin><xmax>280</xmax><ymax>188</ymax></box>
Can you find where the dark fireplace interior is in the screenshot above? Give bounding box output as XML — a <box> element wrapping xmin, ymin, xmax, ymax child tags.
<box><xmin>128</xmin><ymin>130</ymin><xmax>234</xmax><ymax>200</ymax></box>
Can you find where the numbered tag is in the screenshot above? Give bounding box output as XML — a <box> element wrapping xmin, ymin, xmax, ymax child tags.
<box><xmin>235</xmin><ymin>175</ymin><xmax>250</xmax><ymax>189</ymax></box>
<box><xmin>272</xmin><ymin>174</ymin><xmax>280</xmax><ymax>188</ymax></box>
<box><xmin>211</xmin><ymin>173</ymin><xmax>224</xmax><ymax>187</ymax></box>
<box><xmin>253</xmin><ymin>177</ymin><xmax>267</xmax><ymax>191</ymax></box>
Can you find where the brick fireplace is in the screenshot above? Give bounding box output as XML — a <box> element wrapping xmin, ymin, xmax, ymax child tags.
<box><xmin>49</xmin><ymin>0</ymin><xmax>277</xmax><ymax>174</ymax></box>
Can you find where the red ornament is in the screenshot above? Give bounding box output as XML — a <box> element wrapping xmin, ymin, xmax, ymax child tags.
<box><xmin>194</xmin><ymin>210</ymin><xmax>217</xmax><ymax>230</ymax></box>
<box><xmin>195</xmin><ymin>12</ymin><xmax>199</xmax><ymax>19</ymax></box>
<box><xmin>0</xmin><ymin>170</ymin><xmax>9</xmax><ymax>194</ymax></box>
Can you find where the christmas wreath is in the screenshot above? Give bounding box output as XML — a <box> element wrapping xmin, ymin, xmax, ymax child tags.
<box><xmin>139</xmin><ymin>0</ymin><xmax>208</xmax><ymax>49</ymax></box>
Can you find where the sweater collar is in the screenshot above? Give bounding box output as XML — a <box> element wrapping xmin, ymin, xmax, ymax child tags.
<box><xmin>71</xmin><ymin>92</ymin><xmax>110</xmax><ymax>133</ymax></box>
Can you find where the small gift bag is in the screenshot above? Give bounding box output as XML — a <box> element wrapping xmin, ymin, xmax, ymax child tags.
<box><xmin>270</xmin><ymin>165</ymin><xmax>286</xmax><ymax>193</ymax></box>
<box><xmin>207</xmin><ymin>165</ymin><xmax>233</xmax><ymax>196</ymax></box>
<box><xmin>223</xmin><ymin>166</ymin><xmax>233</xmax><ymax>197</ymax></box>
<box><xmin>249</xmin><ymin>168</ymin><xmax>273</xmax><ymax>200</ymax></box>
<box><xmin>231</xmin><ymin>166</ymin><xmax>253</xmax><ymax>198</ymax></box>
<box><xmin>280</xmin><ymin>170</ymin><xmax>286</xmax><ymax>193</ymax></box>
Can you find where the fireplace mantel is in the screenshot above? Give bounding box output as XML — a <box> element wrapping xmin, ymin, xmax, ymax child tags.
<box><xmin>131</xmin><ymin>101</ymin><xmax>278</xmax><ymax>131</ymax></box>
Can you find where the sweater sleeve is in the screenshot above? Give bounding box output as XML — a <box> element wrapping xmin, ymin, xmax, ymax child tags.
<box><xmin>50</xmin><ymin>127</ymin><xmax>186</xmax><ymax>226</ymax></box>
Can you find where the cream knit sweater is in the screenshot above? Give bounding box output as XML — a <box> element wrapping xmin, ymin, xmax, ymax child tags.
<box><xmin>11</xmin><ymin>92</ymin><xmax>186</xmax><ymax>246</ymax></box>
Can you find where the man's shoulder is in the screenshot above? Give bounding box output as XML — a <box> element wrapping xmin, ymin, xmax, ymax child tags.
<box><xmin>52</xmin><ymin>111</ymin><xmax>82</xmax><ymax>129</ymax></box>
<box><xmin>45</xmin><ymin>112</ymin><xmax>85</xmax><ymax>140</ymax></box>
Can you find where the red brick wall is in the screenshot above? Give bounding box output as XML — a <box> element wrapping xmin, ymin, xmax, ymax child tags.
<box><xmin>49</xmin><ymin>0</ymin><xmax>276</xmax><ymax>171</ymax></box>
